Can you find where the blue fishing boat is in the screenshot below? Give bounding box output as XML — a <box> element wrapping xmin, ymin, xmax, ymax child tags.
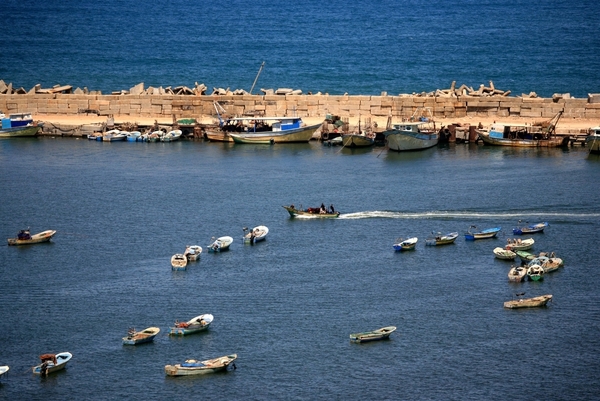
<box><xmin>464</xmin><ymin>226</ymin><xmax>501</xmax><ymax>240</ymax></box>
<box><xmin>512</xmin><ymin>221</ymin><xmax>548</xmax><ymax>235</ymax></box>
<box><xmin>0</xmin><ymin>112</ymin><xmax>43</xmax><ymax>137</ymax></box>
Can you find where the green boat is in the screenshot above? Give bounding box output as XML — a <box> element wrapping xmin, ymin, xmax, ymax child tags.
<box><xmin>282</xmin><ymin>205</ymin><xmax>340</xmax><ymax>218</ymax></box>
<box><xmin>350</xmin><ymin>326</ymin><xmax>396</xmax><ymax>343</ymax></box>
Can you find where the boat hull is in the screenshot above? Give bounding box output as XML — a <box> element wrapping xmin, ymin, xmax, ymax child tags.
<box><xmin>350</xmin><ymin>326</ymin><xmax>396</xmax><ymax>343</ymax></box>
<box><xmin>508</xmin><ymin>266</ymin><xmax>527</xmax><ymax>282</ymax></box>
<box><xmin>171</xmin><ymin>254</ymin><xmax>188</xmax><ymax>270</ymax></box>
<box><xmin>282</xmin><ymin>206</ymin><xmax>340</xmax><ymax>218</ymax></box>
<box><xmin>341</xmin><ymin>134</ymin><xmax>374</xmax><ymax>148</ymax></box>
<box><xmin>513</xmin><ymin>222</ymin><xmax>548</xmax><ymax>235</ymax></box>
<box><xmin>464</xmin><ymin>228</ymin><xmax>501</xmax><ymax>241</ymax></box>
<box><xmin>384</xmin><ymin>131</ymin><xmax>439</xmax><ymax>151</ymax></box>
<box><xmin>223</xmin><ymin>123</ymin><xmax>322</xmax><ymax>143</ymax></box>
<box><xmin>0</xmin><ymin>125</ymin><xmax>42</xmax><ymax>137</ymax></box>
<box><xmin>208</xmin><ymin>236</ymin><xmax>233</xmax><ymax>252</ymax></box>
<box><xmin>122</xmin><ymin>327</ymin><xmax>160</xmax><ymax>345</ymax></box>
<box><xmin>425</xmin><ymin>232</ymin><xmax>458</xmax><ymax>246</ymax></box>
<box><xmin>504</xmin><ymin>294</ymin><xmax>552</xmax><ymax>309</ymax></box>
<box><xmin>165</xmin><ymin>354</ymin><xmax>237</xmax><ymax>376</ymax></box>
<box><xmin>8</xmin><ymin>230</ymin><xmax>56</xmax><ymax>246</ymax></box>
<box><xmin>479</xmin><ymin>132</ymin><xmax>568</xmax><ymax>147</ymax></box>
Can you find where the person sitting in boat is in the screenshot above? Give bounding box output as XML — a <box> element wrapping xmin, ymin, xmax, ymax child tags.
<box><xmin>17</xmin><ymin>229</ymin><xmax>31</xmax><ymax>240</ymax></box>
<box><xmin>320</xmin><ymin>203</ymin><xmax>326</xmax><ymax>214</ymax></box>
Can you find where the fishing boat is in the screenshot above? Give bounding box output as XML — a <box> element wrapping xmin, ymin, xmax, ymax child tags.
<box><xmin>586</xmin><ymin>126</ymin><xmax>600</xmax><ymax>154</ymax></box>
<box><xmin>516</xmin><ymin>250</ymin><xmax>537</xmax><ymax>264</ymax></box>
<box><xmin>102</xmin><ymin>129</ymin><xmax>127</xmax><ymax>142</ymax></box>
<box><xmin>527</xmin><ymin>264</ymin><xmax>544</xmax><ymax>281</ymax></box>
<box><xmin>170</xmin><ymin>253</ymin><xmax>188</xmax><ymax>270</ymax></box>
<box><xmin>165</xmin><ymin>354</ymin><xmax>237</xmax><ymax>376</ymax></box>
<box><xmin>122</xmin><ymin>327</ymin><xmax>160</xmax><ymax>345</ymax></box>
<box><xmin>477</xmin><ymin>112</ymin><xmax>567</xmax><ymax>147</ymax></box>
<box><xmin>184</xmin><ymin>245</ymin><xmax>202</xmax><ymax>261</ymax></box>
<box><xmin>528</xmin><ymin>255</ymin><xmax>564</xmax><ymax>273</ymax></box>
<box><xmin>0</xmin><ymin>366</ymin><xmax>9</xmax><ymax>378</ymax></box>
<box><xmin>206</xmin><ymin>114</ymin><xmax>321</xmax><ymax>143</ymax></box>
<box><xmin>161</xmin><ymin>129</ymin><xmax>182</xmax><ymax>142</ymax></box>
<box><xmin>169</xmin><ymin>314</ymin><xmax>213</xmax><ymax>336</ymax></box>
<box><xmin>508</xmin><ymin>265</ymin><xmax>528</xmax><ymax>282</ymax></box>
<box><xmin>230</xmin><ymin>133</ymin><xmax>275</xmax><ymax>144</ymax></box>
<box><xmin>464</xmin><ymin>226</ymin><xmax>501</xmax><ymax>241</ymax></box>
<box><xmin>208</xmin><ymin>236</ymin><xmax>233</xmax><ymax>252</ymax></box>
<box><xmin>282</xmin><ymin>205</ymin><xmax>340</xmax><ymax>218</ymax></box>
<box><xmin>243</xmin><ymin>226</ymin><xmax>269</xmax><ymax>243</ymax></box>
<box><xmin>493</xmin><ymin>247</ymin><xmax>516</xmax><ymax>260</ymax></box>
<box><xmin>125</xmin><ymin>131</ymin><xmax>142</xmax><ymax>142</ymax></box>
<box><xmin>382</xmin><ymin>120</ymin><xmax>439</xmax><ymax>151</ymax></box>
<box><xmin>425</xmin><ymin>231</ymin><xmax>459</xmax><ymax>246</ymax></box>
<box><xmin>350</xmin><ymin>326</ymin><xmax>397</xmax><ymax>343</ymax></box>
<box><xmin>7</xmin><ymin>229</ymin><xmax>56</xmax><ymax>246</ymax></box>
<box><xmin>505</xmin><ymin>238</ymin><xmax>535</xmax><ymax>251</ymax></box>
<box><xmin>341</xmin><ymin>133</ymin><xmax>375</xmax><ymax>148</ymax></box>
<box><xmin>513</xmin><ymin>221</ymin><xmax>548</xmax><ymax>235</ymax></box>
<box><xmin>32</xmin><ymin>352</ymin><xmax>72</xmax><ymax>375</ymax></box>
<box><xmin>0</xmin><ymin>112</ymin><xmax>43</xmax><ymax>137</ymax></box>
<box><xmin>504</xmin><ymin>294</ymin><xmax>553</xmax><ymax>309</ymax></box>
<box><xmin>393</xmin><ymin>237</ymin><xmax>418</xmax><ymax>251</ymax></box>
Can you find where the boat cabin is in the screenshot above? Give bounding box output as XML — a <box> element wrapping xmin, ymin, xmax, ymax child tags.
<box><xmin>1</xmin><ymin>113</ymin><xmax>33</xmax><ymax>129</ymax></box>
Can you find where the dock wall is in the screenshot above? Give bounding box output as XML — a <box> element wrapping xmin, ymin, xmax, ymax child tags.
<box><xmin>1</xmin><ymin>93</ymin><xmax>600</xmax><ymax>121</ymax></box>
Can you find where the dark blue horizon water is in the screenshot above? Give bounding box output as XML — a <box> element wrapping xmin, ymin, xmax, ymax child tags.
<box><xmin>2</xmin><ymin>0</ymin><xmax>600</xmax><ymax>98</ymax></box>
<box><xmin>1</xmin><ymin>138</ymin><xmax>600</xmax><ymax>400</ymax></box>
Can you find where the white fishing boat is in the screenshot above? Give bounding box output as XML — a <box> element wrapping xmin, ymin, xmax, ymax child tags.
<box><xmin>184</xmin><ymin>245</ymin><xmax>203</xmax><ymax>261</ymax></box>
<box><xmin>0</xmin><ymin>366</ymin><xmax>9</xmax><ymax>378</ymax></box>
<box><xmin>208</xmin><ymin>236</ymin><xmax>233</xmax><ymax>252</ymax></box>
<box><xmin>171</xmin><ymin>253</ymin><xmax>188</xmax><ymax>270</ymax></box>
<box><xmin>243</xmin><ymin>226</ymin><xmax>269</xmax><ymax>243</ymax></box>
<box><xmin>102</xmin><ymin>129</ymin><xmax>127</xmax><ymax>142</ymax></box>
<box><xmin>493</xmin><ymin>247</ymin><xmax>516</xmax><ymax>260</ymax></box>
<box><xmin>7</xmin><ymin>228</ymin><xmax>56</xmax><ymax>246</ymax></box>
<box><xmin>165</xmin><ymin>354</ymin><xmax>237</xmax><ymax>376</ymax></box>
<box><xmin>161</xmin><ymin>129</ymin><xmax>182</xmax><ymax>142</ymax></box>
<box><xmin>508</xmin><ymin>265</ymin><xmax>528</xmax><ymax>282</ymax></box>
<box><xmin>425</xmin><ymin>232</ymin><xmax>459</xmax><ymax>246</ymax></box>
<box><xmin>505</xmin><ymin>238</ymin><xmax>535</xmax><ymax>251</ymax></box>
<box><xmin>393</xmin><ymin>237</ymin><xmax>418</xmax><ymax>251</ymax></box>
<box><xmin>169</xmin><ymin>313</ymin><xmax>213</xmax><ymax>336</ymax></box>
<box><xmin>32</xmin><ymin>352</ymin><xmax>72</xmax><ymax>375</ymax></box>
<box><xmin>350</xmin><ymin>326</ymin><xmax>396</xmax><ymax>343</ymax></box>
<box><xmin>586</xmin><ymin>126</ymin><xmax>600</xmax><ymax>154</ymax></box>
<box><xmin>383</xmin><ymin>120</ymin><xmax>438</xmax><ymax>151</ymax></box>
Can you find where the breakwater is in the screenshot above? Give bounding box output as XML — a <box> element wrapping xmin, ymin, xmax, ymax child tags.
<box><xmin>2</xmin><ymin>93</ymin><xmax>600</xmax><ymax>124</ymax></box>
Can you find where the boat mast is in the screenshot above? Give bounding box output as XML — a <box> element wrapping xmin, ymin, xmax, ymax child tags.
<box><xmin>249</xmin><ymin>61</ymin><xmax>265</xmax><ymax>95</ymax></box>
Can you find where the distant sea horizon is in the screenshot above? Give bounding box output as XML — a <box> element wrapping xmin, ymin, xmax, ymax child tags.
<box><xmin>2</xmin><ymin>0</ymin><xmax>599</xmax><ymax>98</ymax></box>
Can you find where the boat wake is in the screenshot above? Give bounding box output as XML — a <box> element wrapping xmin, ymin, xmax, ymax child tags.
<box><xmin>339</xmin><ymin>210</ymin><xmax>600</xmax><ymax>221</ymax></box>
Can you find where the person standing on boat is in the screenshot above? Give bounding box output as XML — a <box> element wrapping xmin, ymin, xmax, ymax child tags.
<box><xmin>330</xmin><ymin>204</ymin><xmax>335</xmax><ymax>214</ymax></box>
<box><xmin>320</xmin><ymin>203</ymin><xmax>326</xmax><ymax>214</ymax></box>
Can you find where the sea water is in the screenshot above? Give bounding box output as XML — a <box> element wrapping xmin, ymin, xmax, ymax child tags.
<box><xmin>1</xmin><ymin>138</ymin><xmax>599</xmax><ymax>400</ymax></box>
<box><xmin>1</xmin><ymin>0</ymin><xmax>599</xmax><ymax>97</ymax></box>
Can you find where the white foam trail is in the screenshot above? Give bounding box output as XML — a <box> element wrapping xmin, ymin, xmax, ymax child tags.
<box><xmin>338</xmin><ymin>210</ymin><xmax>600</xmax><ymax>220</ymax></box>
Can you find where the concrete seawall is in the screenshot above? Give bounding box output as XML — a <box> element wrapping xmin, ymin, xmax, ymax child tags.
<box><xmin>2</xmin><ymin>93</ymin><xmax>600</xmax><ymax>127</ymax></box>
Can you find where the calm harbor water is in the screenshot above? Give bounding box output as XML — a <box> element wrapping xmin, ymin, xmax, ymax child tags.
<box><xmin>2</xmin><ymin>0</ymin><xmax>600</xmax><ymax>97</ymax></box>
<box><xmin>1</xmin><ymin>138</ymin><xmax>600</xmax><ymax>400</ymax></box>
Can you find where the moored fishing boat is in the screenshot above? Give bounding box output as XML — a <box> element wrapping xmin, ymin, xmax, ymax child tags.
<box><xmin>425</xmin><ymin>231</ymin><xmax>459</xmax><ymax>246</ymax></box>
<box><xmin>527</xmin><ymin>264</ymin><xmax>544</xmax><ymax>281</ymax></box>
<box><xmin>513</xmin><ymin>221</ymin><xmax>548</xmax><ymax>235</ymax></box>
<box><xmin>350</xmin><ymin>326</ymin><xmax>397</xmax><ymax>343</ymax></box>
<box><xmin>393</xmin><ymin>237</ymin><xmax>418</xmax><ymax>251</ymax></box>
<box><xmin>230</xmin><ymin>133</ymin><xmax>275</xmax><ymax>144</ymax></box>
<box><xmin>206</xmin><ymin>114</ymin><xmax>321</xmax><ymax>143</ymax></box>
<box><xmin>7</xmin><ymin>228</ymin><xmax>56</xmax><ymax>246</ymax></box>
<box><xmin>169</xmin><ymin>314</ymin><xmax>213</xmax><ymax>336</ymax></box>
<box><xmin>0</xmin><ymin>112</ymin><xmax>43</xmax><ymax>137</ymax></box>
<box><xmin>184</xmin><ymin>245</ymin><xmax>202</xmax><ymax>261</ymax></box>
<box><xmin>171</xmin><ymin>253</ymin><xmax>188</xmax><ymax>270</ymax></box>
<box><xmin>208</xmin><ymin>236</ymin><xmax>233</xmax><ymax>252</ymax></box>
<box><xmin>464</xmin><ymin>226</ymin><xmax>501</xmax><ymax>240</ymax></box>
<box><xmin>0</xmin><ymin>365</ymin><xmax>9</xmax><ymax>378</ymax></box>
<box><xmin>341</xmin><ymin>133</ymin><xmax>375</xmax><ymax>148</ymax></box>
<box><xmin>505</xmin><ymin>237</ymin><xmax>535</xmax><ymax>251</ymax></box>
<box><xmin>586</xmin><ymin>126</ymin><xmax>600</xmax><ymax>154</ymax></box>
<box><xmin>494</xmin><ymin>247</ymin><xmax>516</xmax><ymax>260</ymax></box>
<box><xmin>32</xmin><ymin>352</ymin><xmax>72</xmax><ymax>375</ymax></box>
<box><xmin>165</xmin><ymin>354</ymin><xmax>237</xmax><ymax>376</ymax></box>
<box><xmin>122</xmin><ymin>327</ymin><xmax>160</xmax><ymax>345</ymax></box>
<box><xmin>528</xmin><ymin>255</ymin><xmax>564</xmax><ymax>273</ymax></box>
<box><xmin>282</xmin><ymin>204</ymin><xmax>340</xmax><ymax>218</ymax></box>
<box><xmin>504</xmin><ymin>294</ymin><xmax>552</xmax><ymax>309</ymax></box>
<box><xmin>102</xmin><ymin>129</ymin><xmax>127</xmax><ymax>142</ymax></box>
<box><xmin>383</xmin><ymin>120</ymin><xmax>439</xmax><ymax>151</ymax></box>
<box><xmin>243</xmin><ymin>226</ymin><xmax>269</xmax><ymax>243</ymax></box>
<box><xmin>508</xmin><ymin>265</ymin><xmax>527</xmax><ymax>282</ymax></box>
<box><xmin>161</xmin><ymin>129</ymin><xmax>182</xmax><ymax>142</ymax></box>
<box><xmin>477</xmin><ymin>112</ymin><xmax>567</xmax><ymax>147</ymax></box>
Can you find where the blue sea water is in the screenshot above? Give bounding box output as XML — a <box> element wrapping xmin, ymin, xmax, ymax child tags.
<box><xmin>1</xmin><ymin>138</ymin><xmax>600</xmax><ymax>400</ymax></box>
<box><xmin>1</xmin><ymin>0</ymin><xmax>599</xmax><ymax>97</ymax></box>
